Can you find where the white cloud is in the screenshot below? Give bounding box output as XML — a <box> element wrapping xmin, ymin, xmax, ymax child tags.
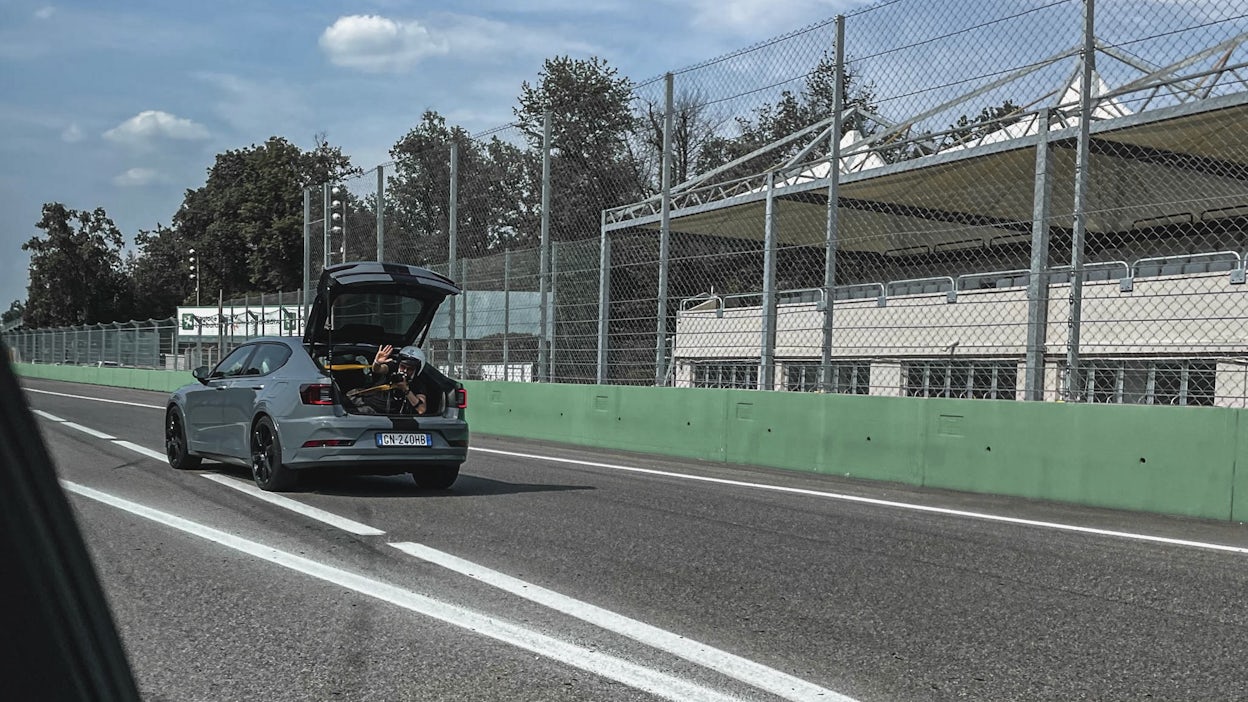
<box><xmin>112</xmin><ymin>167</ymin><xmax>161</xmax><ymax>187</ymax></box>
<box><xmin>34</xmin><ymin>6</ymin><xmax>55</xmax><ymax>20</ymax></box>
<box><xmin>319</xmin><ymin>15</ymin><xmax>449</xmax><ymax>73</ymax></box>
<box><xmin>102</xmin><ymin>110</ymin><xmax>210</xmax><ymax>146</ymax></box>
<box><xmin>60</xmin><ymin>123</ymin><xmax>83</xmax><ymax>142</ymax></box>
<box><xmin>688</xmin><ymin>0</ymin><xmax>856</xmax><ymax>35</ymax></box>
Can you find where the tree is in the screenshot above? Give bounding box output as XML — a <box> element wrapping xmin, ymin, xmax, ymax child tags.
<box><xmin>635</xmin><ymin>87</ymin><xmax>728</xmax><ymax>190</ymax></box>
<box><xmin>129</xmin><ymin>224</ymin><xmax>194</xmax><ymax>319</ymax></box>
<box><xmin>386</xmin><ymin>111</ymin><xmax>505</xmax><ymax>265</ymax></box>
<box><xmin>945</xmin><ymin>100</ymin><xmax>1023</xmax><ymax>147</ymax></box>
<box><xmin>22</xmin><ymin>203</ymin><xmax>131</xmax><ymax>328</ymax></box>
<box><xmin>2</xmin><ymin>300</ymin><xmax>24</xmax><ymax>326</ymax></box>
<box><xmin>697</xmin><ymin>54</ymin><xmax>880</xmax><ymax>180</ymax></box>
<box><xmin>173</xmin><ymin>136</ymin><xmax>357</xmax><ymax>298</ymax></box>
<box><xmin>515</xmin><ymin>56</ymin><xmax>647</xmax><ymax>241</ymax></box>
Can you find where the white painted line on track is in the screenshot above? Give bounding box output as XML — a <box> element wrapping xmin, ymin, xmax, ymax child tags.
<box><xmin>113</xmin><ymin>440</ymin><xmax>167</xmax><ymax>462</ymax></box>
<box><xmin>31</xmin><ymin>403</ymin><xmax>388</xmax><ymax>538</ymax></box>
<box><xmin>24</xmin><ymin>387</ymin><xmax>163</xmax><ymax>410</ymax></box>
<box><xmin>32</xmin><ymin>409</ymin><xmax>67</xmax><ymax>422</ymax></box>
<box><xmin>202</xmin><ymin>474</ymin><xmax>386</xmax><ymax>536</ymax></box>
<box><xmin>391</xmin><ymin>541</ymin><xmax>855</xmax><ymax>702</ymax></box>
<box><xmin>61</xmin><ymin>421</ymin><xmax>117</xmax><ymax>440</ymax></box>
<box><xmin>61</xmin><ymin>480</ymin><xmax>742</xmax><ymax>702</ymax></box>
<box><xmin>28</xmin><ymin>383</ymin><xmax>1247</xmax><ymax>555</ymax></box>
<box><xmin>471</xmin><ymin>447</ymin><xmax>1248</xmax><ymax>556</ymax></box>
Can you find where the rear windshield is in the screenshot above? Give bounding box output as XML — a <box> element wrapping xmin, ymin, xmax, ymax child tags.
<box><xmin>330</xmin><ymin>292</ymin><xmax>426</xmax><ymax>339</ymax></box>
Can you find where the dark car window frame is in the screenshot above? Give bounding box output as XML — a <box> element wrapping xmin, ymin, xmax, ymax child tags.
<box><xmin>210</xmin><ymin>344</ymin><xmax>257</xmax><ymax>379</ymax></box>
<box><xmin>242</xmin><ymin>343</ymin><xmax>292</xmax><ymax>377</ymax></box>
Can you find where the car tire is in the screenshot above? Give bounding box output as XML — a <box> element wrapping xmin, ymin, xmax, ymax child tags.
<box><xmin>251</xmin><ymin>416</ymin><xmax>296</xmax><ymax>491</ymax></box>
<box><xmin>165</xmin><ymin>407</ymin><xmax>201</xmax><ymax>471</ymax></box>
<box><xmin>412</xmin><ymin>464</ymin><xmax>459</xmax><ymax>490</ymax></box>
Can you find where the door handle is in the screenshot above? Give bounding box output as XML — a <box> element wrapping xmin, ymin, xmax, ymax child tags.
<box><xmin>246</xmin><ymin>385</ymin><xmax>264</xmax><ymax>390</ymax></box>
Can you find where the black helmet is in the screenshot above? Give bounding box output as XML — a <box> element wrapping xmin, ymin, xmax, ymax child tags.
<box><xmin>396</xmin><ymin>345</ymin><xmax>426</xmax><ymax>375</ymax></box>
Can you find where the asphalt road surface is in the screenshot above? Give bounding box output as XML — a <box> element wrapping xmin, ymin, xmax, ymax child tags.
<box><xmin>19</xmin><ymin>377</ymin><xmax>1248</xmax><ymax>701</ymax></box>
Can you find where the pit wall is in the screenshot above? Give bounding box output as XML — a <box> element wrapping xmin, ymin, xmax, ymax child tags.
<box><xmin>14</xmin><ymin>363</ymin><xmax>1245</xmax><ymax>522</ymax></box>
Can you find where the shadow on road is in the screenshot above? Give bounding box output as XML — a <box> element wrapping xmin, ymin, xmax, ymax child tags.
<box><xmin>201</xmin><ymin>463</ymin><xmax>595</xmax><ymax>499</ymax></box>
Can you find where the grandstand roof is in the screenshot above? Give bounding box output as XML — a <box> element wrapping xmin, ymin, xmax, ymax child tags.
<box><xmin>605</xmin><ymin>34</ymin><xmax>1248</xmax><ymax>256</ymax></box>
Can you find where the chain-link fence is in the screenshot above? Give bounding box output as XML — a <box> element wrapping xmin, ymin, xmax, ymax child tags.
<box><xmin>8</xmin><ymin>0</ymin><xmax>1248</xmax><ymax>408</ymax></box>
<box><xmin>295</xmin><ymin>0</ymin><xmax>1248</xmax><ymax>407</ymax></box>
<box><xmin>4</xmin><ymin>319</ymin><xmax>180</xmax><ymax>369</ymax></box>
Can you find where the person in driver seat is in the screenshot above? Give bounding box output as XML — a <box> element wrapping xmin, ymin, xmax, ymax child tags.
<box><xmin>370</xmin><ymin>344</ymin><xmax>430</xmax><ymax>415</ymax></box>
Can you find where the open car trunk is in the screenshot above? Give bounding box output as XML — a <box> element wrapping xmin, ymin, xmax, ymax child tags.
<box><xmin>320</xmin><ymin>344</ymin><xmax>460</xmax><ymax>417</ymax></box>
<box><xmin>302</xmin><ymin>262</ymin><xmax>464</xmax><ymax>417</ymax></box>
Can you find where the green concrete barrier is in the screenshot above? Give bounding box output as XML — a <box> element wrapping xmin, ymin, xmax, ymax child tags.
<box><xmin>461</xmin><ymin>380</ymin><xmax>1245</xmax><ymax>522</ymax></box>
<box><xmin>14</xmin><ymin>363</ymin><xmax>1243</xmax><ymax>521</ymax></box>
<box><xmin>16</xmin><ymin>363</ymin><xmax>193</xmax><ymax>393</ymax></box>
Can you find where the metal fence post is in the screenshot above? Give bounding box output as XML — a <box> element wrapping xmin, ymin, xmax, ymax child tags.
<box><xmin>448</xmin><ymin>143</ymin><xmax>459</xmax><ymax>366</ymax></box>
<box><xmin>376</xmin><ymin>164</ymin><xmax>385</xmax><ymax>261</ymax></box>
<box><xmin>761</xmin><ymin>171</ymin><xmax>779</xmax><ymax>391</ymax></box>
<box><xmin>597</xmin><ymin>214</ymin><xmax>610</xmax><ymax>385</ymax></box>
<box><xmin>550</xmin><ymin>242</ymin><xmax>558</xmax><ymax>383</ymax></box>
<box><xmin>820</xmin><ymin>15</ymin><xmax>846</xmax><ymax>394</ymax></box>
<box><xmin>461</xmin><ymin>259</ymin><xmax>468</xmax><ymax>378</ymax></box>
<box><xmin>655</xmin><ymin>72</ymin><xmax>675</xmax><ymax>386</ymax></box>
<box><xmin>503</xmin><ymin>248</ymin><xmax>511</xmax><ymax>381</ymax></box>
<box><xmin>1025</xmin><ymin>110</ymin><xmax>1055</xmax><ymax>401</ymax></box>
<box><xmin>303</xmin><ymin>187</ymin><xmax>312</xmax><ymax>314</ymax></box>
<box><xmin>538</xmin><ymin>109</ymin><xmax>552</xmax><ymax>383</ymax></box>
<box><xmin>1064</xmin><ymin>0</ymin><xmax>1096</xmax><ymax>402</ymax></box>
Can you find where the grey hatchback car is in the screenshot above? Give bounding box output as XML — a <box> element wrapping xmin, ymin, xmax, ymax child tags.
<box><xmin>165</xmin><ymin>261</ymin><xmax>469</xmax><ymax>491</ymax></box>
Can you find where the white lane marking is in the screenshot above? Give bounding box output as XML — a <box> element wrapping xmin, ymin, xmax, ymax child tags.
<box><xmin>113</xmin><ymin>440</ymin><xmax>168</xmax><ymax>462</ymax></box>
<box><xmin>61</xmin><ymin>481</ymin><xmax>742</xmax><ymax>702</ymax></box>
<box><xmin>61</xmin><ymin>421</ymin><xmax>117</xmax><ymax>440</ymax></box>
<box><xmin>202</xmin><ymin>474</ymin><xmax>386</xmax><ymax>537</ymax></box>
<box><xmin>30</xmin><ymin>384</ymin><xmax>1245</xmax><ymax>556</ymax></box>
<box><xmin>31</xmin><ymin>404</ymin><xmax>389</xmax><ymax>539</ymax></box>
<box><xmin>471</xmin><ymin>447</ymin><xmax>1248</xmax><ymax>556</ymax></box>
<box><xmin>24</xmin><ymin>387</ymin><xmax>163</xmax><ymax>410</ymax></box>
<box><xmin>392</xmin><ymin>542</ymin><xmax>854</xmax><ymax>702</ymax></box>
<box><xmin>32</xmin><ymin>409</ymin><xmax>67</xmax><ymax>422</ymax></box>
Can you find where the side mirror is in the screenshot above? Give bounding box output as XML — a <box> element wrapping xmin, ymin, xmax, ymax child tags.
<box><xmin>192</xmin><ymin>366</ymin><xmax>210</xmax><ymax>385</ymax></box>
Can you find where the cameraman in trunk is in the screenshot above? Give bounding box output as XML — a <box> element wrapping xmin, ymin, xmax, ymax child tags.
<box><xmin>372</xmin><ymin>344</ymin><xmax>430</xmax><ymax>415</ymax></box>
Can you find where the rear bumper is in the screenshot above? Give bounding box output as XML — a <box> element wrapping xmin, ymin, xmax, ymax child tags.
<box><xmin>279</xmin><ymin>413</ymin><xmax>468</xmax><ymax>472</ymax></box>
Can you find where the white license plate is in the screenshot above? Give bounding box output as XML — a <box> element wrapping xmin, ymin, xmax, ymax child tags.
<box><xmin>376</xmin><ymin>432</ymin><xmax>431</xmax><ymax>447</ymax></box>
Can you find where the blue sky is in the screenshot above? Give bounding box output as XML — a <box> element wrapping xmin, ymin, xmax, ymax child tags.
<box><xmin>2</xmin><ymin>0</ymin><xmax>1240</xmax><ymax>314</ymax></box>
<box><xmin>0</xmin><ymin>0</ymin><xmax>862</xmax><ymax>309</ymax></box>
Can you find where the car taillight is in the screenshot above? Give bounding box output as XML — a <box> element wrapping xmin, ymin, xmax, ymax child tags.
<box><xmin>454</xmin><ymin>388</ymin><xmax>467</xmax><ymax>409</ymax></box>
<box><xmin>300</xmin><ymin>383</ymin><xmax>334</xmax><ymax>405</ymax></box>
<box><xmin>301</xmin><ymin>439</ymin><xmax>354</xmax><ymax>448</ymax></box>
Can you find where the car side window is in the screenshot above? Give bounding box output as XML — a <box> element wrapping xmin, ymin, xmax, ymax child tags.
<box><xmin>243</xmin><ymin>344</ymin><xmax>292</xmax><ymax>377</ymax></box>
<box><xmin>211</xmin><ymin>345</ymin><xmax>255</xmax><ymax>379</ymax></box>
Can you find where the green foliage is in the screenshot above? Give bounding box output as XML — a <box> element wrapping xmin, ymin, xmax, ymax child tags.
<box><xmin>22</xmin><ymin>204</ymin><xmax>132</xmax><ymax>327</ymax></box>
<box><xmin>515</xmin><ymin>56</ymin><xmax>647</xmax><ymax>241</ymax></box>
<box><xmin>173</xmin><ymin>135</ymin><xmax>357</xmax><ymax>298</ymax></box>
<box><xmin>946</xmin><ymin>100</ymin><xmax>1024</xmax><ymax>146</ymax></box>
<box><xmin>129</xmin><ymin>224</ymin><xmax>193</xmax><ymax>318</ymax></box>
<box><xmin>2</xmin><ymin>300</ymin><xmax>24</xmax><ymax>326</ymax></box>
<box><xmin>697</xmin><ymin>54</ymin><xmax>880</xmax><ymax>180</ymax></box>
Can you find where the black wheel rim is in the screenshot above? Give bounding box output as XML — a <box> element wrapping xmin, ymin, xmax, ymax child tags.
<box><xmin>252</xmin><ymin>423</ymin><xmax>274</xmax><ymax>485</ymax></box>
<box><xmin>166</xmin><ymin>413</ymin><xmax>184</xmax><ymax>464</ymax></box>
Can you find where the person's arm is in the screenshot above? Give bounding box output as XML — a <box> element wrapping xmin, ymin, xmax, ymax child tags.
<box><xmin>392</xmin><ymin>378</ymin><xmax>427</xmax><ymax>414</ymax></box>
